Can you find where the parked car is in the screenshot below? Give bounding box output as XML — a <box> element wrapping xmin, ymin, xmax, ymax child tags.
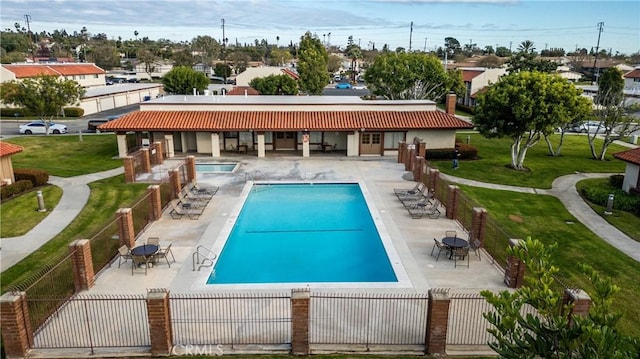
<box><xmin>572</xmin><ymin>121</ymin><xmax>609</xmax><ymax>133</ymax></box>
<box><xmin>335</xmin><ymin>82</ymin><xmax>352</xmax><ymax>89</ymax></box>
<box><xmin>19</xmin><ymin>120</ymin><xmax>68</xmax><ymax>134</ymax></box>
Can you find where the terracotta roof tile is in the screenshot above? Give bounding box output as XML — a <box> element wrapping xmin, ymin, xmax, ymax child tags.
<box><xmin>226</xmin><ymin>86</ymin><xmax>260</xmax><ymax>95</ymax></box>
<box><xmin>623</xmin><ymin>69</ymin><xmax>640</xmax><ymax>79</ymax></box>
<box><xmin>462</xmin><ymin>70</ymin><xmax>484</xmax><ymax>82</ymax></box>
<box><xmin>3</xmin><ymin>64</ymin><xmax>104</xmax><ymax>78</ymax></box>
<box><xmin>614</xmin><ymin>147</ymin><xmax>640</xmax><ymax>165</ymax></box>
<box><xmin>0</xmin><ymin>141</ymin><xmax>24</xmax><ymax>157</ymax></box>
<box><xmin>281</xmin><ymin>68</ymin><xmax>299</xmax><ymax>80</ymax></box>
<box><xmin>100</xmin><ymin>111</ymin><xmax>474</xmax><ymax>132</ymax></box>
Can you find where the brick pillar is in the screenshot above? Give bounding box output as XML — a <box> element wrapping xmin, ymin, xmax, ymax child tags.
<box><xmin>1</xmin><ymin>292</ymin><xmax>32</xmax><ymax>358</ymax></box>
<box><xmin>146</xmin><ymin>289</ymin><xmax>173</xmax><ymax>356</ymax></box>
<box><xmin>504</xmin><ymin>239</ymin><xmax>525</xmax><ymax>288</ymax></box>
<box><xmin>425</xmin><ymin>288</ymin><xmax>450</xmax><ymax>355</ymax></box>
<box><xmin>291</xmin><ymin>289</ymin><xmax>310</xmax><ymax>355</ymax></box>
<box><xmin>147</xmin><ymin>185</ymin><xmax>162</xmax><ymax>221</ymax></box>
<box><xmin>445</xmin><ymin>185</ymin><xmax>459</xmax><ymax>220</ymax></box>
<box><xmin>406</xmin><ymin>147</ymin><xmax>416</xmax><ymax>171</ymax></box>
<box><xmin>446</xmin><ymin>93</ymin><xmax>456</xmax><ymax>115</ymax></box>
<box><xmin>471</xmin><ymin>207</ymin><xmax>488</xmax><ymax>246</ymax></box>
<box><xmin>140</xmin><ymin>148</ymin><xmax>151</xmax><ymax>174</ymax></box>
<box><xmin>563</xmin><ymin>289</ymin><xmax>592</xmax><ymax>327</ymax></box>
<box><xmin>430</xmin><ymin>169</ymin><xmax>440</xmax><ymax>197</ymax></box>
<box><xmin>413</xmin><ymin>157</ymin><xmax>425</xmax><ymax>182</ymax></box>
<box><xmin>417</xmin><ymin>141</ymin><xmax>426</xmax><ymax>158</ymax></box>
<box><xmin>123</xmin><ymin>156</ymin><xmax>136</xmax><ymax>183</ymax></box>
<box><xmin>69</xmin><ymin>239</ymin><xmax>95</xmax><ymax>291</ymax></box>
<box><xmin>398</xmin><ymin>141</ymin><xmax>406</xmax><ymax>163</ymax></box>
<box><xmin>185</xmin><ymin>156</ymin><xmax>196</xmax><ymax>183</ymax></box>
<box><xmin>117</xmin><ymin>208</ymin><xmax>136</xmax><ymax>249</ymax></box>
<box><xmin>169</xmin><ymin>169</ymin><xmax>182</xmax><ymax>200</ymax></box>
<box><xmin>155</xmin><ymin>141</ymin><xmax>165</xmax><ymax>165</ymax></box>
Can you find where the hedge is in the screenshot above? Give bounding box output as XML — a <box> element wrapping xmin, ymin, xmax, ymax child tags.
<box><xmin>0</xmin><ymin>180</ymin><xmax>33</xmax><ymax>201</ymax></box>
<box><xmin>0</xmin><ymin>108</ymin><xmax>34</xmax><ymax>117</ymax></box>
<box><xmin>14</xmin><ymin>168</ymin><xmax>49</xmax><ymax>187</ymax></box>
<box><xmin>425</xmin><ymin>143</ymin><xmax>478</xmax><ymax>160</ymax></box>
<box><xmin>581</xmin><ymin>185</ymin><xmax>640</xmax><ymax>215</ymax></box>
<box><xmin>609</xmin><ymin>174</ymin><xmax>624</xmax><ymax>189</ymax></box>
<box><xmin>63</xmin><ymin>107</ymin><xmax>84</xmax><ymax>117</ymax></box>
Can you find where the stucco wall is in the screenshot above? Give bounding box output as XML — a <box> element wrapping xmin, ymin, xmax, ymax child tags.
<box><xmin>0</xmin><ymin>157</ymin><xmax>15</xmax><ymax>185</ymax></box>
<box><xmin>622</xmin><ymin>163</ymin><xmax>639</xmax><ymax>193</ymax></box>
<box><xmin>196</xmin><ymin>132</ymin><xmax>213</xmax><ymax>154</ymax></box>
<box><xmin>407</xmin><ymin>129</ymin><xmax>457</xmax><ymax>149</ymax></box>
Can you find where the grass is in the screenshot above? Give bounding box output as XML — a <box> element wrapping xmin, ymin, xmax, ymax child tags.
<box><xmin>0</xmin><ymin>175</ymin><xmax>149</xmax><ymax>293</ymax></box>
<box><xmin>575</xmin><ymin>178</ymin><xmax>640</xmax><ymax>242</ymax></box>
<box><xmin>0</xmin><ymin>185</ymin><xmax>63</xmax><ymax>237</ymax></box>
<box><xmin>430</xmin><ymin>133</ymin><xmax>627</xmax><ymax>188</ymax></box>
<box><xmin>458</xmin><ymin>185</ymin><xmax>640</xmax><ymax>338</ymax></box>
<box><xmin>5</xmin><ymin>134</ymin><xmax>121</xmax><ymax>177</ymax></box>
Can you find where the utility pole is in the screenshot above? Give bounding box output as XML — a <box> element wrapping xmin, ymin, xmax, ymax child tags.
<box><xmin>424</xmin><ymin>37</ymin><xmax>427</xmax><ymax>52</ymax></box>
<box><xmin>24</xmin><ymin>14</ymin><xmax>36</xmax><ymax>62</ymax></box>
<box><xmin>221</xmin><ymin>18</ymin><xmax>227</xmax><ymax>83</ymax></box>
<box><xmin>592</xmin><ymin>21</ymin><xmax>604</xmax><ymax>84</ymax></box>
<box><xmin>409</xmin><ymin>21</ymin><xmax>413</xmax><ymax>51</ymax></box>
<box><xmin>327</xmin><ymin>33</ymin><xmax>331</xmax><ymax>48</ymax></box>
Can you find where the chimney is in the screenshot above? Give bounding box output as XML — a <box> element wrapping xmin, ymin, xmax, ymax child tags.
<box><xmin>446</xmin><ymin>93</ymin><xmax>456</xmax><ymax>115</ymax></box>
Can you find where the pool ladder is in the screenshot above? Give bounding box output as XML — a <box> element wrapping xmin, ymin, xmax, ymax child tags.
<box><xmin>192</xmin><ymin>245</ymin><xmax>217</xmax><ymax>271</ymax></box>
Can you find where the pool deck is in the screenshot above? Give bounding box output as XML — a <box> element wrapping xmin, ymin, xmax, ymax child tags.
<box><xmin>88</xmin><ymin>156</ymin><xmax>506</xmax><ymax>295</ymax></box>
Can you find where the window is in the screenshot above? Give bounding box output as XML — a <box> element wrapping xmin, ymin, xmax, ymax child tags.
<box><xmin>224</xmin><ymin>131</ymin><xmax>238</xmax><ymax>138</ymax></box>
<box><xmin>384</xmin><ymin>132</ymin><xmax>405</xmax><ymax>149</ymax></box>
<box><xmin>239</xmin><ymin>132</ymin><xmax>253</xmax><ymax>145</ymax></box>
<box><xmin>309</xmin><ymin>132</ymin><xmax>322</xmax><ymax>143</ymax></box>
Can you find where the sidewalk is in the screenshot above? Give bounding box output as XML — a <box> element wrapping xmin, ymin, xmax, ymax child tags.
<box><xmin>440</xmin><ymin>172</ymin><xmax>640</xmax><ymax>263</ymax></box>
<box><xmin>0</xmin><ymin>167</ymin><xmax>124</xmax><ymax>272</ymax></box>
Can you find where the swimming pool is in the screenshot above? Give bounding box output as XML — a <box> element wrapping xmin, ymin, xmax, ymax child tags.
<box><xmin>207</xmin><ymin>183</ymin><xmax>398</xmax><ymax>284</ymax></box>
<box><xmin>195</xmin><ymin>162</ymin><xmax>238</xmax><ymax>173</ymax></box>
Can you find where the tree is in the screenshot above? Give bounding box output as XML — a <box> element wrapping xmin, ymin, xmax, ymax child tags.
<box><xmin>507</xmin><ymin>40</ymin><xmax>558</xmax><ymax>73</ymax></box>
<box><xmin>345</xmin><ymin>36</ymin><xmax>362</xmax><ymax>83</ymax></box>
<box><xmin>214</xmin><ymin>63</ymin><xmax>232</xmax><ymax>79</ymax></box>
<box><xmin>0</xmin><ymin>75</ymin><xmax>84</xmax><ymax>134</ymax></box>
<box><xmin>137</xmin><ymin>47</ymin><xmax>158</xmax><ymax>80</ymax></box>
<box><xmin>588</xmin><ymin>67</ymin><xmax>640</xmax><ymax>160</ymax></box>
<box><xmin>161</xmin><ymin>66</ymin><xmax>208</xmax><ymax>95</ymax></box>
<box><xmin>364</xmin><ymin>52</ymin><xmax>462</xmax><ymax>101</ymax></box>
<box><xmin>89</xmin><ymin>41</ymin><xmax>120</xmax><ymax>70</ymax></box>
<box><xmin>297</xmin><ymin>32</ymin><xmax>329</xmax><ymax>95</ymax></box>
<box><xmin>481</xmin><ymin>238</ymin><xmax>639</xmax><ymax>358</ymax></box>
<box><xmin>191</xmin><ymin>35</ymin><xmax>221</xmax><ymax>67</ymax></box>
<box><xmin>327</xmin><ymin>54</ymin><xmax>342</xmax><ymax>74</ymax></box>
<box><xmin>171</xmin><ymin>49</ymin><xmax>195</xmax><ymax>67</ymax></box>
<box><xmin>268</xmin><ymin>47</ymin><xmax>292</xmax><ymax>66</ymax></box>
<box><xmin>249</xmin><ymin>74</ymin><xmax>298</xmax><ymax>95</ymax></box>
<box><xmin>474</xmin><ymin>71</ymin><xmax>592</xmax><ymax>170</ymax></box>
<box><xmin>477</xmin><ymin>55</ymin><xmax>503</xmax><ymax>68</ymax></box>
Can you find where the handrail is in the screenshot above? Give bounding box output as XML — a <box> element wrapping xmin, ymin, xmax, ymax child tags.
<box><xmin>192</xmin><ymin>245</ymin><xmax>217</xmax><ymax>271</ymax></box>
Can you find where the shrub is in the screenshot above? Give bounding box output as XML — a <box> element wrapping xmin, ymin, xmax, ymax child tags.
<box><xmin>14</xmin><ymin>168</ymin><xmax>49</xmax><ymax>187</ymax></box>
<box><xmin>0</xmin><ymin>180</ymin><xmax>33</xmax><ymax>201</ymax></box>
<box><xmin>0</xmin><ymin>108</ymin><xmax>33</xmax><ymax>117</ymax></box>
<box><xmin>425</xmin><ymin>144</ymin><xmax>478</xmax><ymax>160</ymax></box>
<box><xmin>581</xmin><ymin>185</ymin><xmax>640</xmax><ymax>215</ymax></box>
<box><xmin>609</xmin><ymin>174</ymin><xmax>624</xmax><ymax>189</ymax></box>
<box><xmin>62</xmin><ymin>107</ymin><xmax>84</xmax><ymax>117</ymax></box>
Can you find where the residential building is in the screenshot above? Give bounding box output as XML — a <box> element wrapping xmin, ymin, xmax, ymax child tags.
<box><xmin>613</xmin><ymin>147</ymin><xmax>640</xmax><ymax>194</ymax></box>
<box><xmin>0</xmin><ymin>63</ymin><xmax>106</xmax><ymax>88</ymax></box>
<box><xmin>0</xmin><ymin>141</ymin><xmax>24</xmax><ymax>186</ymax></box>
<box><xmin>458</xmin><ymin>67</ymin><xmax>507</xmax><ymax>107</ymax></box>
<box><xmin>623</xmin><ymin>68</ymin><xmax>640</xmax><ymax>92</ymax></box>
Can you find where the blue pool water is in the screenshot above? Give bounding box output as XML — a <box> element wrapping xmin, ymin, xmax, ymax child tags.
<box><xmin>207</xmin><ymin>183</ymin><xmax>398</xmax><ymax>284</ymax></box>
<box><xmin>195</xmin><ymin>163</ymin><xmax>237</xmax><ymax>173</ymax></box>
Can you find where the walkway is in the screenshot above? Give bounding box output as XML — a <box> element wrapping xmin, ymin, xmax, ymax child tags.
<box><xmin>0</xmin><ymin>167</ymin><xmax>124</xmax><ymax>272</ymax></box>
<box><xmin>441</xmin><ymin>172</ymin><xmax>640</xmax><ymax>263</ymax></box>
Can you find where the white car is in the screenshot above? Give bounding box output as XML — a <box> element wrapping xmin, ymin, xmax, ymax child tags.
<box><xmin>19</xmin><ymin>121</ymin><xmax>68</xmax><ymax>135</ymax></box>
<box><xmin>572</xmin><ymin>121</ymin><xmax>609</xmax><ymax>134</ymax></box>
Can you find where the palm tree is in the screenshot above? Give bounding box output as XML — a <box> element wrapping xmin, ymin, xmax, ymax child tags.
<box><xmin>517</xmin><ymin>40</ymin><xmax>535</xmax><ymax>54</ymax></box>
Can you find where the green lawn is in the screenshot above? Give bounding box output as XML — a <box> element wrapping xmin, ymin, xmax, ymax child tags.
<box><xmin>576</xmin><ymin>178</ymin><xmax>640</xmax><ymax>242</ymax></box>
<box><xmin>459</xmin><ymin>185</ymin><xmax>640</xmax><ymax>338</ymax></box>
<box><xmin>431</xmin><ymin>133</ymin><xmax>627</xmax><ymax>188</ymax></box>
<box><xmin>0</xmin><ymin>185</ymin><xmax>63</xmax><ymax>237</ymax></box>
<box><xmin>5</xmin><ymin>134</ymin><xmax>121</xmax><ymax>177</ymax></box>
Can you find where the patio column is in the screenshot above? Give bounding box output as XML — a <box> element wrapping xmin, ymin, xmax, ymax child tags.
<box><xmin>164</xmin><ymin>133</ymin><xmax>174</xmax><ymax>158</ymax></box>
<box><xmin>123</xmin><ymin>156</ymin><xmax>135</xmax><ymax>183</ymax></box>
<box><xmin>563</xmin><ymin>289</ymin><xmax>592</xmax><ymax>327</ymax></box>
<box><xmin>185</xmin><ymin>156</ymin><xmax>196</xmax><ymax>183</ymax></box>
<box><xmin>152</xmin><ymin>141</ymin><xmax>164</xmax><ymax>166</ymax></box>
<box><xmin>0</xmin><ymin>292</ymin><xmax>32</xmax><ymax>359</ymax></box>
<box><xmin>116</xmin><ymin>133</ymin><xmax>127</xmax><ymax>157</ymax></box>
<box><xmin>413</xmin><ymin>157</ymin><xmax>425</xmax><ymax>182</ymax></box>
<box><xmin>140</xmin><ymin>148</ymin><xmax>151</xmax><ymax>174</ymax></box>
<box><xmin>430</xmin><ymin>169</ymin><xmax>440</xmax><ymax>196</ymax></box>
<box><xmin>69</xmin><ymin>239</ymin><xmax>95</xmax><ymax>291</ymax></box>
<box><xmin>446</xmin><ymin>185</ymin><xmax>459</xmax><ymax>220</ymax></box>
<box><xmin>257</xmin><ymin>132</ymin><xmax>266</xmax><ymax>158</ymax></box>
<box><xmin>471</xmin><ymin>207</ymin><xmax>487</xmax><ymax>246</ymax></box>
<box><xmin>425</xmin><ymin>288</ymin><xmax>450</xmax><ymax>355</ymax></box>
<box><xmin>211</xmin><ymin>132</ymin><xmax>221</xmax><ymax>157</ymax></box>
<box><xmin>117</xmin><ymin>208</ymin><xmax>136</xmax><ymax>249</ymax></box>
<box><xmin>504</xmin><ymin>239</ymin><xmax>526</xmax><ymax>288</ymax></box>
<box><xmin>397</xmin><ymin>141</ymin><xmax>406</xmax><ymax>163</ymax></box>
<box><xmin>146</xmin><ymin>289</ymin><xmax>173</xmax><ymax>356</ymax></box>
<box><xmin>169</xmin><ymin>169</ymin><xmax>182</xmax><ymax>199</ymax></box>
<box><xmin>302</xmin><ymin>133</ymin><xmax>310</xmax><ymax>157</ymax></box>
<box><xmin>405</xmin><ymin>146</ymin><xmax>415</xmax><ymax>171</ymax></box>
<box><xmin>147</xmin><ymin>185</ymin><xmax>162</xmax><ymax>221</ymax></box>
<box><xmin>291</xmin><ymin>289</ymin><xmax>310</xmax><ymax>355</ymax></box>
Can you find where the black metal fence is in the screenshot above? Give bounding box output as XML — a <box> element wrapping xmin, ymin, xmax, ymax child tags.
<box><xmin>170</xmin><ymin>292</ymin><xmax>292</xmax><ymax>347</ymax></box>
<box><xmin>130</xmin><ymin>191</ymin><xmax>152</xmax><ymax>235</ymax></box>
<box><xmin>31</xmin><ymin>294</ymin><xmax>149</xmax><ymax>350</ymax></box>
<box><xmin>89</xmin><ymin>218</ymin><xmax>121</xmax><ymax>273</ymax></box>
<box><xmin>309</xmin><ymin>292</ymin><xmax>428</xmax><ymax>347</ymax></box>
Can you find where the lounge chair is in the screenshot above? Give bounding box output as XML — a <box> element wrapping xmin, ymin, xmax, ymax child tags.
<box><xmin>169</xmin><ymin>199</ymin><xmax>205</xmax><ymax>220</ymax></box>
<box><xmin>394</xmin><ymin>182</ymin><xmax>425</xmax><ymax>197</ymax></box>
<box><xmin>190</xmin><ymin>182</ymin><xmax>218</xmax><ymax>197</ymax></box>
<box><xmin>407</xmin><ymin>199</ymin><xmax>441</xmax><ymax>219</ymax></box>
<box><xmin>396</xmin><ymin>185</ymin><xmax>428</xmax><ymax>202</ymax></box>
<box><xmin>179</xmin><ymin>187</ymin><xmax>210</xmax><ymax>203</ymax></box>
<box><xmin>430</xmin><ymin>238</ymin><xmax>450</xmax><ymax>261</ymax></box>
<box><xmin>154</xmin><ymin>243</ymin><xmax>176</xmax><ymax>267</ymax></box>
<box><xmin>117</xmin><ymin>245</ymin><xmax>132</xmax><ymax>268</ymax></box>
<box><xmin>401</xmin><ymin>190</ymin><xmax>434</xmax><ymax>209</ymax></box>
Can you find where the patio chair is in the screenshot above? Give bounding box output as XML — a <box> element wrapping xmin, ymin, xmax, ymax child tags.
<box><xmin>430</xmin><ymin>238</ymin><xmax>450</xmax><ymax>261</ymax></box>
<box><xmin>169</xmin><ymin>199</ymin><xmax>205</xmax><ymax>220</ymax></box>
<box><xmin>452</xmin><ymin>247</ymin><xmax>470</xmax><ymax>268</ymax></box>
<box><xmin>407</xmin><ymin>199</ymin><xmax>441</xmax><ymax>219</ymax></box>
<box><xmin>146</xmin><ymin>237</ymin><xmax>160</xmax><ymax>246</ymax></box>
<box><xmin>117</xmin><ymin>245</ymin><xmax>132</xmax><ymax>268</ymax></box>
<box><xmin>131</xmin><ymin>254</ymin><xmax>152</xmax><ymax>275</ymax></box>
<box><xmin>445</xmin><ymin>230</ymin><xmax>457</xmax><ymax>238</ymax></box>
<box><xmin>468</xmin><ymin>238</ymin><xmax>482</xmax><ymax>260</ymax></box>
<box><xmin>154</xmin><ymin>243</ymin><xmax>176</xmax><ymax>267</ymax></box>
<box><xmin>394</xmin><ymin>182</ymin><xmax>424</xmax><ymax>196</ymax></box>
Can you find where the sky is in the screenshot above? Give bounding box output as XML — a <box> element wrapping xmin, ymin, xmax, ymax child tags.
<box><xmin>1</xmin><ymin>0</ymin><xmax>639</xmax><ymax>55</ymax></box>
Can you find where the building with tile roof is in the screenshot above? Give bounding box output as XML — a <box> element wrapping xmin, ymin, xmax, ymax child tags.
<box><xmin>613</xmin><ymin>147</ymin><xmax>640</xmax><ymax>194</ymax></box>
<box><xmin>99</xmin><ymin>94</ymin><xmax>472</xmax><ymax>158</ymax></box>
<box><xmin>0</xmin><ymin>142</ymin><xmax>24</xmax><ymax>186</ymax></box>
<box><xmin>458</xmin><ymin>67</ymin><xmax>507</xmax><ymax>107</ymax></box>
<box><xmin>623</xmin><ymin>68</ymin><xmax>640</xmax><ymax>91</ymax></box>
<box><xmin>1</xmin><ymin>63</ymin><xmax>106</xmax><ymax>88</ymax></box>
